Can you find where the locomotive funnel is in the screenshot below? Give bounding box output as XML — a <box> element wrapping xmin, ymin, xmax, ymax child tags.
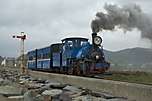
<box><xmin>92</xmin><ymin>32</ymin><xmax>97</xmax><ymax>45</ymax></box>
<box><xmin>92</xmin><ymin>32</ymin><xmax>102</xmax><ymax>46</ymax></box>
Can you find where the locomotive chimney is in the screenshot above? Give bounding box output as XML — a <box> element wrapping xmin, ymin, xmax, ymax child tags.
<box><xmin>92</xmin><ymin>32</ymin><xmax>97</xmax><ymax>45</ymax></box>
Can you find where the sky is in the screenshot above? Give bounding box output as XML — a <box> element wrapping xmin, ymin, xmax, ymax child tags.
<box><xmin>0</xmin><ymin>0</ymin><xmax>152</xmax><ymax>57</ymax></box>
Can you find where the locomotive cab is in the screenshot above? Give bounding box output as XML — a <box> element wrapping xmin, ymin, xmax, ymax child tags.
<box><xmin>62</xmin><ymin>37</ymin><xmax>88</xmax><ymax>49</ymax></box>
<box><xmin>61</xmin><ymin>37</ymin><xmax>89</xmax><ymax>59</ymax></box>
<box><xmin>61</xmin><ymin>37</ymin><xmax>89</xmax><ymax>74</ymax></box>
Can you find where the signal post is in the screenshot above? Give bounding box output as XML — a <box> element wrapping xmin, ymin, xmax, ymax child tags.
<box><xmin>13</xmin><ymin>32</ymin><xmax>28</xmax><ymax>74</ymax></box>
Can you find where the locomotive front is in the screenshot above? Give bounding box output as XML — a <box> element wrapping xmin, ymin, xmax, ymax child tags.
<box><xmin>89</xmin><ymin>32</ymin><xmax>110</xmax><ymax>74</ymax></box>
<box><xmin>62</xmin><ymin>32</ymin><xmax>110</xmax><ymax>75</ymax></box>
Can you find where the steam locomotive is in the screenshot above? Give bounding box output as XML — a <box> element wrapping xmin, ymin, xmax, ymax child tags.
<box><xmin>27</xmin><ymin>33</ymin><xmax>110</xmax><ymax>75</ymax></box>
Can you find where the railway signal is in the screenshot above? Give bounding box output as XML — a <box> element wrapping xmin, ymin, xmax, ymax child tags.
<box><xmin>13</xmin><ymin>32</ymin><xmax>27</xmax><ymax>74</ymax></box>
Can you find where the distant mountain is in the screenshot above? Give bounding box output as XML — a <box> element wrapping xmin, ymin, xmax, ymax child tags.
<box><xmin>104</xmin><ymin>47</ymin><xmax>152</xmax><ymax>68</ymax></box>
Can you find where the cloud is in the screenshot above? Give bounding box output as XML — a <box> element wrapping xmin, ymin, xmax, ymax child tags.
<box><xmin>0</xmin><ymin>0</ymin><xmax>151</xmax><ymax>57</ymax></box>
<box><xmin>0</xmin><ymin>0</ymin><xmax>97</xmax><ymax>57</ymax></box>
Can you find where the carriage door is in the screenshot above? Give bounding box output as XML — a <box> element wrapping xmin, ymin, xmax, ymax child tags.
<box><xmin>51</xmin><ymin>44</ymin><xmax>62</xmax><ymax>67</ymax></box>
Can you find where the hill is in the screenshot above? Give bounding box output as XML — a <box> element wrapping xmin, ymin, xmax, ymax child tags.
<box><xmin>104</xmin><ymin>47</ymin><xmax>152</xmax><ymax>69</ymax></box>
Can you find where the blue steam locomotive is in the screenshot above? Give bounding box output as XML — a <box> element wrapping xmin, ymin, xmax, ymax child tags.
<box><xmin>27</xmin><ymin>33</ymin><xmax>110</xmax><ymax>75</ymax></box>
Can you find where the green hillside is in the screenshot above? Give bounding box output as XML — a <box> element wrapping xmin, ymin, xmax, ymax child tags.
<box><xmin>104</xmin><ymin>47</ymin><xmax>152</xmax><ymax>67</ymax></box>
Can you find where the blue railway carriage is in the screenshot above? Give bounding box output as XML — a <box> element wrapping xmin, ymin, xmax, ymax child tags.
<box><xmin>27</xmin><ymin>50</ymin><xmax>36</xmax><ymax>69</ymax></box>
<box><xmin>37</xmin><ymin>46</ymin><xmax>51</xmax><ymax>69</ymax></box>
<box><xmin>27</xmin><ymin>32</ymin><xmax>110</xmax><ymax>75</ymax></box>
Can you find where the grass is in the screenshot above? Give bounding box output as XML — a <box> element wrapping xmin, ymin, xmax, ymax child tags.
<box><xmin>104</xmin><ymin>71</ymin><xmax>152</xmax><ymax>85</ymax></box>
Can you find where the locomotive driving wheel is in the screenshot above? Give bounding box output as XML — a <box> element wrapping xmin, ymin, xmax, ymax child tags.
<box><xmin>76</xmin><ymin>65</ymin><xmax>81</xmax><ymax>75</ymax></box>
<box><xmin>72</xmin><ymin>61</ymin><xmax>81</xmax><ymax>75</ymax></box>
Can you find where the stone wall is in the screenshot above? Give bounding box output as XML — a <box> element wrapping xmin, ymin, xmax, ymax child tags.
<box><xmin>30</xmin><ymin>71</ymin><xmax>152</xmax><ymax>101</ymax></box>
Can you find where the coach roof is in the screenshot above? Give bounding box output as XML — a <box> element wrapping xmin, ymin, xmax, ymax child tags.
<box><xmin>61</xmin><ymin>37</ymin><xmax>88</xmax><ymax>42</ymax></box>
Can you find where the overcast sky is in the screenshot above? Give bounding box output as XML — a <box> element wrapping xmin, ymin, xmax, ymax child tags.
<box><xmin>0</xmin><ymin>0</ymin><xmax>152</xmax><ymax>57</ymax></box>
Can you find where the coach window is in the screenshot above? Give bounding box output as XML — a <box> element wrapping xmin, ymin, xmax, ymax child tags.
<box><xmin>73</xmin><ymin>40</ymin><xmax>78</xmax><ymax>48</ymax></box>
<box><xmin>40</xmin><ymin>54</ymin><xmax>43</xmax><ymax>59</ymax></box>
<box><xmin>43</xmin><ymin>54</ymin><xmax>45</xmax><ymax>59</ymax></box>
<box><xmin>81</xmin><ymin>41</ymin><xmax>88</xmax><ymax>46</ymax></box>
<box><xmin>44</xmin><ymin>53</ymin><xmax>47</xmax><ymax>59</ymax></box>
<box><xmin>68</xmin><ymin>41</ymin><xmax>73</xmax><ymax>47</ymax></box>
<box><xmin>65</xmin><ymin>41</ymin><xmax>73</xmax><ymax>49</ymax></box>
<box><xmin>29</xmin><ymin>56</ymin><xmax>33</xmax><ymax>60</ymax></box>
<box><xmin>44</xmin><ymin>53</ymin><xmax>49</xmax><ymax>59</ymax></box>
<box><xmin>33</xmin><ymin>57</ymin><xmax>36</xmax><ymax>60</ymax></box>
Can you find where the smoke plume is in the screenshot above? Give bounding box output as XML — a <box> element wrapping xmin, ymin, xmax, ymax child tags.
<box><xmin>91</xmin><ymin>4</ymin><xmax>152</xmax><ymax>41</ymax></box>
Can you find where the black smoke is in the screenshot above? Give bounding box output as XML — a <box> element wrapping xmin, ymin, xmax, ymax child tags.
<box><xmin>91</xmin><ymin>4</ymin><xmax>152</xmax><ymax>41</ymax></box>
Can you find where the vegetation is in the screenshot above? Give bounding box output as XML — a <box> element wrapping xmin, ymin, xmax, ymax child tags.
<box><xmin>105</xmin><ymin>71</ymin><xmax>152</xmax><ymax>85</ymax></box>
